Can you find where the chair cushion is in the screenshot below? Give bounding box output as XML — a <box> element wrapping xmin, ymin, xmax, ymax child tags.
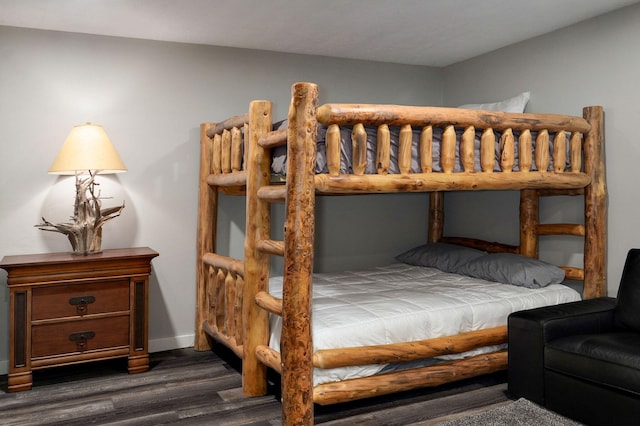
<box><xmin>614</xmin><ymin>249</ymin><xmax>640</xmax><ymax>332</ymax></box>
<box><xmin>545</xmin><ymin>331</ymin><xmax>640</xmax><ymax>395</ymax></box>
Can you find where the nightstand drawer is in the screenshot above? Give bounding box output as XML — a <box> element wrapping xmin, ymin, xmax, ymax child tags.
<box><xmin>31</xmin><ymin>316</ymin><xmax>130</xmax><ymax>358</ymax></box>
<box><xmin>32</xmin><ymin>279</ymin><xmax>130</xmax><ymax>320</ymax></box>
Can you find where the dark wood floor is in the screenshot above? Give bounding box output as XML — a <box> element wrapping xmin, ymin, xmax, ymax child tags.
<box><xmin>0</xmin><ymin>347</ymin><xmax>511</xmax><ymax>425</ymax></box>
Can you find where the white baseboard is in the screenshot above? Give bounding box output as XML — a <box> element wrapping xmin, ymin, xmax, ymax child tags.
<box><xmin>148</xmin><ymin>333</ymin><xmax>195</xmax><ymax>353</ymax></box>
<box><xmin>0</xmin><ymin>333</ymin><xmax>196</xmax><ymax>376</ymax></box>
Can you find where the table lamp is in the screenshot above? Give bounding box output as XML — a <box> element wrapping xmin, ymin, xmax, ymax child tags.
<box><xmin>36</xmin><ymin>123</ymin><xmax>127</xmax><ymax>255</ymax></box>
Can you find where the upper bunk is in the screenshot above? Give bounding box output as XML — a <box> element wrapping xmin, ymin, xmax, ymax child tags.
<box><xmin>199</xmin><ymin>82</ymin><xmax>605</xmax><ymax>297</ymax></box>
<box><xmin>203</xmin><ymin>83</ymin><xmax>603</xmax><ymax>196</ymax></box>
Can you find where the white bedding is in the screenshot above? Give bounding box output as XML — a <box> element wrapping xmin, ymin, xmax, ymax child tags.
<box><xmin>268</xmin><ymin>263</ymin><xmax>581</xmax><ymax>386</ymax></box>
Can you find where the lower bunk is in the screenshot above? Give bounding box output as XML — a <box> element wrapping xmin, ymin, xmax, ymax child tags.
<box><xmin>265</xmin><ymin>260</ymin><xmax>581</xmax><ymax>404</ymax></box>
<box><xmin>201</xmin><ymin>239</ymin><xmax>585</xmax><ymax>406</ymax></box>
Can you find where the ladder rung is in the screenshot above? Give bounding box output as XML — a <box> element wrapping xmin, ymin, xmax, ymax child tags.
<box><xmin>537</xmin><ymin>223</ymin><xmax>585</xmax><ymax>237</ymax></box>
<box><xmin>258</xmin><ymin>128</ymin><xmax>287</xmax><ymax>149</ymax></box>
<box><xmin>257</xmin><ymin>239</ymin><xmax>284</xmax><ymax>256</ymax></box>
<box><xmin>255</xmin><ymin>291</ymin><xmax>282</xmax><ymax>316</ymax></box>
<box><xmin>563</xmin><ymin>266</ymin><xmax>585</xmax><ymax>281</ymax></box>
<box><xmin>257</xmin><ymin>185</ymin><xmax>286</xmax><ymax>202</ymax></box>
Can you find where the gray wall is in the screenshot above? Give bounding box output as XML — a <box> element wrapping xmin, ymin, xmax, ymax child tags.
<box><xmin>442</xmin><ymin>3</ymin><xmax>640</xmax><ymax>297</ymax></box>
<box><xmin>0</xmin><ymin>26</ymin><xmax>441</xmax><ymax>374</ymax></box>
<box><xmin>2</xmin><ymin>2</ymin><xmax>636</xmax><ymax>374</ymax></box>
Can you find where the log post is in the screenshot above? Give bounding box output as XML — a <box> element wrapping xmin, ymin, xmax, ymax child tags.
<box><xmin>234</xmin><ymin>275</ymin><xmax>244</xmax><ymax>344</ymax></box>
<box><xmin>570</xmin><ymin>132</ymin><xmax>582</xmax><ymax>173</ymax></box>
<box><xmin>460</xmin><ymin>126</ymin><xmax>475</xmax><ymax>172</ymax></box>
<box><xmin>377</xmin><ymin>124</ymin><xmax>390</xmax><ymax>174</ymax></box>
<box><xmin>420</xmin><ymin>126</ymin><xmax>433</xmax><ymax>173</ymax></box>
<box><xmin>441</xmin><ymin>125</ymin><xmax>456</xmax><ymax>173</ymax></box>
<box><xmin>195</xmin><ymin>122</ymin><xmax>217</xmax><ymax>351</ymax></box>
<box><xmin>519</xmin><ymin>130</ymin><xmax>532</xmax><ymax>172</ymax></box>
<box><xmin>352</xmin><ymin>123</ymin><xmax>367</xmax><ymax>175</ymax></box>
<box><xmin>212</xmin><ymin>133</ymin><xmax>222</xmax><ymax>174</ymax></box>
<box><xmin>222</xmin><ymin>129</ymin><xmax>232</xmax><ymax>173</ymax></box>
<box><xmin>224</xmin><ymin>271</ymin><xmax>236</xmax><ymax>337</ymax></box>
<box><xmin>282</xmin><ymin>82</ymin><xmax>318</xmax><ymax>426</ymax></box>
<box><xmin>553</xmin><ymin>131</ymin><xmax>566</xmax><ymax>173</ymax></box>
<box><xmin>480</xmin><ymin>128</ymin><xmax>495</xmax><ymax>172</ymax></box>
<box><xmin>520</xmin><ymin>189</ymin><xmax>538</xmax><ymax>258</ymax></box>
<box><xmin>398</xmin><ymin>124</ymin><xmax>412</xmax><ymax>174</ymax></box>
<box><xmin>500</xmin><ymin>129</ymin><xmax>514</xmax><ymax>172</ymax></box>
<box><xmin>429</xmin><ymin>191</ymin><xmax>444</xmax><ymax>243</ymax></box>
<box><xmin>215</xmin><ymin>268</ymin><xmax>226</xmax><ymax>331</ymax></box>
<box><xmin>535</xmin><ymin>130</ymin><xmax>550</xmax><ymax>172</ymax></box>
<box><xmin>326</xmin><ymin>124</ymin><xmax>340</xmax><ymax>175</ymax></box>
<box><xmin>231</xmin><ymin>126</ymin><xmax>243</xmax><ymax>172</ymax></box>
<box><xmin>243</xmin><ymin>100</ymin><xmax>273</xmax><ymax>396</ymax></box>
<box><xmin>583</xmin><ymin>106</ymin><xmax>606</xmax><ymax>298</ymax></box>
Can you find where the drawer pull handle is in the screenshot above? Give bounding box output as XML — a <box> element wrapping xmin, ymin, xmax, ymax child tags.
<box><xmin>69</xmin><ymin>295</ymin><xmax>96</xmax><ymax>315</ymax></box>
<box><xmin>69</xmin><ymin>331</ymin><xmax>96</xmax><ymax>351</ymax></box>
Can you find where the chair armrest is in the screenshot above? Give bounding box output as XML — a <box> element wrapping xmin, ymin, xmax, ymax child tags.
<box><xmin>513</xmin><ymin>297</ymin><xmax>617</xmax><ymax>341</ymax></box>
<box><xmin>507</xmin><ymin>297</ymin><xmax>616</xmax><ymax>404</ymax></box>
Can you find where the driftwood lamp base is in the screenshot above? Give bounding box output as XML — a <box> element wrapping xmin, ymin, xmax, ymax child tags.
<box><xmin>36</xmin><ymin>172</ymin><xmax>125</xmax><ymax>255</ymax></box>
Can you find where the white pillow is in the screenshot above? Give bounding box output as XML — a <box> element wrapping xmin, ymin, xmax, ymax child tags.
<box><xmin>458</xmin><ymin>91</ymin><xmax>531</xmax><ymax>113</ymax></box>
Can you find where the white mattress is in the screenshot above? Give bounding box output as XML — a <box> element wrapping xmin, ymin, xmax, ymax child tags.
<box><xmin>268</xmin><ymin>263</ymin><xmax>580</xmax><ymax>386</ymax></box>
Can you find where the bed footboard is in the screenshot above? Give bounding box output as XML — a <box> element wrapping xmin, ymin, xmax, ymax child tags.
<box><xmin>254</xmin><ymin>325</ymin><xmax>507</xmax><ymax>404</ymax></box>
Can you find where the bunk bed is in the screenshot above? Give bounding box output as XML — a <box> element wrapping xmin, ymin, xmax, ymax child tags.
<box><xmin>195</xmin><ymin>82</ymin><xmax>606</xmax><ymax>425</ymax></box>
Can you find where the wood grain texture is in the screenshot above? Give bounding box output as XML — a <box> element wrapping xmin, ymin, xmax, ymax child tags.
<box><xmin>582</xmin><ymin>106</ymin><xmax>607</xmax><ymax>298</ymax></box>
<box><xmin>242</xmin><ymin>100</ymin><xmax>273</xmax><ymax>397</ymax></box>
<box><xmin>195</xmin><ymin>122</ymin><xmax>216</xmax><ymax>351</ymax></box>
<box><xmin>281</xmin><ymin>82</ymin><xmax>319</xmax><ymax>426</ymax></box>
<box><xmin>317</xmin><ymin>103</ymin><xmax>591</xmax><ymax>133</ymax></box>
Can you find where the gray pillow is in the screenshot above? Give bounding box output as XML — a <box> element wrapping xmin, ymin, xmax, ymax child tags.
<box><xmin>454</xmin><ymin>253</ymin><xmax>565</xmax><ymax>288</ymax></box>
<box><xmin>395</xmin><ymin>243</ymin><xmax>486</xmax><ymax>273</ymax></box>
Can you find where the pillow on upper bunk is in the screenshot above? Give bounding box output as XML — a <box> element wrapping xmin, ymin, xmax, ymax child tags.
<box><xmin>457</xmin><ymin>91</ymin><xmax>531</xmax><ymax>113</ymax></box>
<box><xmin>453</xmin><ymin>253</ymin><xmax>565</xmax><ymax>289</ymax></box>
<box><xmin>395</xmin><ymin>242</ymin><xmax>487</xmax><ymax>273</ymax></box>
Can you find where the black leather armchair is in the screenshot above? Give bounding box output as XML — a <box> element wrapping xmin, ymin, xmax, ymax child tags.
<box><xmin>508</xmin><ymin>249</ymin><xmax>640</xmax><ymax>425</ymax></box>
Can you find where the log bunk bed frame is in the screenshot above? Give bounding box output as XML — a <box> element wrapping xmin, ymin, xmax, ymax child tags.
<box><xmin>195</xmin><ymin>82</ymin><xmax>606</xmax><ymax>425</ymax></box>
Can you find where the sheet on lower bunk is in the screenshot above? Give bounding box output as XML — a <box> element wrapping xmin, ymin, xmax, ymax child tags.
<box><xmin>270</xmin><ymin>122</ymin><xmax>570</xmax><ymax>175</ymax></box>
<box><xmin>268</xmin><ymin>263</ymin><xmax>581</xmax><ymax>386</ymax></box>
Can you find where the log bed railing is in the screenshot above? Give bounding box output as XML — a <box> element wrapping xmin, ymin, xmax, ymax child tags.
<box><xmin>196</xmin><ymin>82</ymin><xmax>605</xmax><ymax>425</ymax></box>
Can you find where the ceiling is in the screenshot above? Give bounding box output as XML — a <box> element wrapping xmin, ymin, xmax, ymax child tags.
<box><xmin>1</xmin><ymin>0</ymin><xmax>638</xmax><ymax>67</ymax></box>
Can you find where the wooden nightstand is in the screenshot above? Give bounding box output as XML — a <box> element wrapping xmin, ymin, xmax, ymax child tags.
<box><xmin>0</xmin><ymin>247</ymin><xmax>159</xmax><ymax>392</ymax></box>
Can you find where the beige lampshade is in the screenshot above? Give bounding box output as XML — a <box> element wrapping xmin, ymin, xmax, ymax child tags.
<box><xmin>49</xmin><ymin>123</ymin><xmax>127</xmax><ymax>174</ymax></box>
